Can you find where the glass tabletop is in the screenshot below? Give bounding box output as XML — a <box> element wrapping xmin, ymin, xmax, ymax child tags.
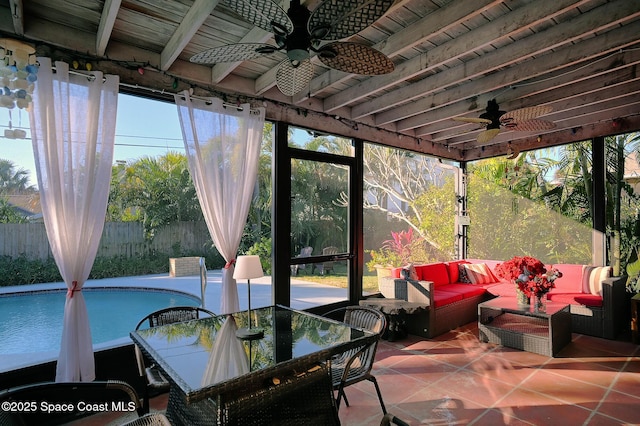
<box><xmin>130</xmin><ymin>305</ymin><xmax>376</xmax><ymax>403</ymax></box>
<box><xmin>479</xmin><ymin>297</ymin><xmax>569</xmax><ymax>317</ymax></box>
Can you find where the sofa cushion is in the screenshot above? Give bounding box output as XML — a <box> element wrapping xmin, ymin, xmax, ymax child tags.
<box><xmin>547</xmin><ymin>292</ymin><xmax>603</xmax><ymax>308</ymax></box>
<box><xmin>415</xmin><ymin>263</ymin><xmax>450</xmax><ymax>287</ymax></box>
<box><xmin>446</xmin><ymin>260</ymin><xmax>470</xmax><ymax>283</ymax></box>
<box><xmin>484</xmin><ymin>282</ymin><xmax>517</xmax><ymax>298</ymax></box>
<box><xmin>550</xmin><ymin>264</ymin><xmax>584</xmax><ymax>293</ymax></box>
<box><xmin>440</xmin><ymin>283</ymin><xmax>486</xmax><ymax>299</ymax></box>
<box><xmin>432</xmin><ymin>290</ymin><xmax>464</xmax><ymax>308</ymax></box>
<box><xmin>461</xmin><ymin>263</ymin><xmax>498</xmax><ymax>285</ymax></box>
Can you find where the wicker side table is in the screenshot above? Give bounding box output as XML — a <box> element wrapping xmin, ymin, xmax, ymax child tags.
<box><xmin>359</xmin><ymin>299</ymin><xmax>429</xmax><ymax>341</ymax></box>
<box><xmin>478</xmin><ymin>298</ymin><xmax>571</xmax><ymax>357</ymax></box>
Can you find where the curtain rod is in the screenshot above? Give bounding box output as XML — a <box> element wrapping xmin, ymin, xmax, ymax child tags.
<box><xmin>120</xmin><ymin>82</ymin><xmax>261</xmax><ymax>113</ymax></box>
<box><xmin>62</xmin><ymin>68</ymin><xmax>259</xmax><ymax>113</ymax></box>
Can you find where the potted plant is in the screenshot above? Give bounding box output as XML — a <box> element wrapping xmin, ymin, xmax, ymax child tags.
<box><xmin>367</xmin><ymin>229</ymin><xmax>425</xmax><ymax>286</ymax></box>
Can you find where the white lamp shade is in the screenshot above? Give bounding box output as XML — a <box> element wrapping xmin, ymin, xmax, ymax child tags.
<box><xmin>233</xmin><ymin>255</ymin><xmax>264</xmax><ymax>280</ymax></box>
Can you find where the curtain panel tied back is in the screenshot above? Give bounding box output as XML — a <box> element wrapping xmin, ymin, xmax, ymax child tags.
<box><xmin>174</xmin><ymin>92</ymin><xmax>265</xmax><ymax>315</ymax></box>
<box><xmin>29</xmin><ymin>58</ymin><xmax>119</xmax><ymax>382</ymax></box>
<box><xmin>175</xmin><ymin>92</ymin><xmax>264</xmax><ymax>385</ymax></box>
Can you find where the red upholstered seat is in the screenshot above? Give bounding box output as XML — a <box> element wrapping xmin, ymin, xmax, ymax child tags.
<box><xmin>431</xmin><ymin>290</ymin><xmax>463</xmax><ymax>308</ymax></box>
<box><xmin>440</xmin><ymin>283</ymin><xmax>486</xmax><ymax>299</ymax></box>
<box><xmin>547</xmin><ymin>292</ymin><xmax>603</xmax><ymax>307</ymax></box>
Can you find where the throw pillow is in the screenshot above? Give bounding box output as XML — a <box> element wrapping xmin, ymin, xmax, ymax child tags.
<box><xmin>581</xmin><ymin>265</ymin><xmax>595</xmax><ymax>293</ymax></box>
<box><xmin>447</xmin><ymin>260</ymin><xmax>470</xmax><ymax>283</ymax></box>
<box><xmin>401</xmin><ymin>263</ymin><xmax>418</xmax><ymax>281</ymax></box>
<box><xmin>462</xmin><ymin>263</ymin><xmax>497</xmax><ymax>285</ymax></box>
<box><xmin>409</xmin><ymin>264</ymin><xmax>418</xmax><ymax>281</ymax></box>
<box><xmin>458</xmin><ymin>264</ymin><xmax>471</xmax><ymax>283</ymax></box>
<box><xmin>588</xmin><ymin>266</ymin><xmax>612</xmax><ymax>296</ymax></box>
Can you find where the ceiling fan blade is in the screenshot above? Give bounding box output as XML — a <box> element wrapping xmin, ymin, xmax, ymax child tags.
<box><xmin>220</xmin><ymin>0</ymin><xmax>293</xmax><ymax>34</ymax></box>
<box><xmin>308</xmin><ymin>0</ymin><xmax>394</xmax><ymax>41</ymax></box>
<box><xmin>477</xmin><ymin>128</ymin><xmax>501</xmax><ymax>144</ymax></box>
<box><xmin>276</xmin><ymin>59</ymin><xmax>314</xmax><ymax>96</ymax></box>
<box><xmin>452</xmin><ymin>117</ymin><xmax>492</xmax><ymax>124</ymax></box>
<box><xmin>190</xmin><ymin>43</ymin><xmax>277</xmax><ymax>64</ymax></box>
<box><xmin>506</xmin><ymin>119</ymin><xmax>557</xmax><ymax>132</ymax></box>
<box><xmin>317</xmin><ymin>42</ymin><xmax>394</xmax><ymax>75</ymax></box>
<box><xmin>500</xmin><ymin>105</ymin><xmax>553</xmax><ymax>123</ymax></box>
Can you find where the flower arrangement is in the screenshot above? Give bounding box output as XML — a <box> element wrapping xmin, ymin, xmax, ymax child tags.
<box><xmin>494</xmin><ymin>256</ymin><xmax>562</xmax><ymax>298</ymax></box>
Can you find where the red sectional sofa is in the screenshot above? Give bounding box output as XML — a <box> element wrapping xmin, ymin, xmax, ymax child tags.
<box><xmin>378</xmin><ymin>259</ymin><xmax>627</xmax><ymax>339</ymax></box>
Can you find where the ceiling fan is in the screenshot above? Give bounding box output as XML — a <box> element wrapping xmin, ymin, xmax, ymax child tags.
<box><xmin>452</xmin><ymin>99</ymin><xmax>556</xmax><ymax>144</ymax></box>
<box><xmin>190</xmin><ymin>0</ymin><xmax>395</xmax><ymax>96</ymax></box>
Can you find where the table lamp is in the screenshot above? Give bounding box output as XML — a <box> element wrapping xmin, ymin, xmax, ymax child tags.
<box><xmin>233</xmin><ymin>255</ymin><xmax>264</xmax><ymax>340</ymax></box>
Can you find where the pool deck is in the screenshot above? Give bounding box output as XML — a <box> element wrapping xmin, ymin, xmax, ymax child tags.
<box><xmin>0</xmin><ymin>270</ymin><xmax>347</xmax><ymax>372</ymax></box>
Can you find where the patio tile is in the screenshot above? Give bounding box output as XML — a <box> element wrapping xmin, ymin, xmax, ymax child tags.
<box><xmin>393</xmin><ymin>385</ymin><xmax>485</xmax><ymax>425</ymax></box>
<box><xmin>594</xmin><ymin>389</ymin><xmax>640</xmax><ymax>424</ymax></box>
<box><xmin>519</xmin><ymin>369</ymin><xmax>608</xmax><ymax>409</ymax></box>
<box><xmin>495</xmin><ymin>387</ymin><xmax>593</xmax><ymax>424</ymax></box>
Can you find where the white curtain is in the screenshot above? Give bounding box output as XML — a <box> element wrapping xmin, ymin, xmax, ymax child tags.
<box><xmin>174</xmin><ymin>91</ymin><xmax>265</xmax><ymax>314</ymax></box>
<box><xmin>29</xmin><ymin>58</ymin><xmax>119</xmax><ymax>382</ymax></box>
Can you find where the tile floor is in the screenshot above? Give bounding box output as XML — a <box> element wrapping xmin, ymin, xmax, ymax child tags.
<box><xmin>71</xmin><ymin>322</ymin><xmax>640</xmax><ymax>426</ymax></box>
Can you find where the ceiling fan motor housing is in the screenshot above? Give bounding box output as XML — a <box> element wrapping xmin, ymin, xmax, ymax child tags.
<box><xmin>480</xmin><ymin>99</ymin><xmax>505</xmax><ymax>129</ymax></box>
<box><xmin>286</xmin><ymin>1</ymin><xmax>311</xmax><ymax>66</ymax></box>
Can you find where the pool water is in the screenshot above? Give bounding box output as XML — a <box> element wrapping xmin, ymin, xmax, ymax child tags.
<box><xmin>0</xmin><ymin>288</ymin><xmax>200</xmax><ymax>355</ymax></box>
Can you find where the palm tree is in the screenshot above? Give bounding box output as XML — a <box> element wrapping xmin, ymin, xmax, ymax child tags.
<box><xmin>0</xmin><ymin>159</ymin><xmax>34</xmax><ymax>194</ymax></box>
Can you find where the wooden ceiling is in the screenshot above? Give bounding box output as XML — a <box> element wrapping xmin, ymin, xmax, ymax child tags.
<box><xmin>1</xmin><ymin>0</ymin><xmax>639</xmax><ymax>161</ymax></box>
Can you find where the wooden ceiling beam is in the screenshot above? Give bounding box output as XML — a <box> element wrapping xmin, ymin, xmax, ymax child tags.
<box><xmin>96</xmin><ymin>0</ymin><xmax>121</xmax><ymax>56</ymax></box>
<box><xmin>324</xmin><ymin>0</ymin><xmax>594</xmax><ymax>113</ymax></box>
<box><xmin>377</xmin><ymin>18</ymin><xmax>640</xmax><ymax>128</ymax></box>
<box><xmin>159</xmin><ymin>0</ymin><xmax>220</xmax><ymax>71</ymax></box>
<box><xmin>415</xmin><ymin>47</ymin><xmax>640</xmax><ymax>140</ymax></box>
<box><xmin>8</xmin><ymin>0</ymin><xmax>23</xmax><ymax>36</ymax></box>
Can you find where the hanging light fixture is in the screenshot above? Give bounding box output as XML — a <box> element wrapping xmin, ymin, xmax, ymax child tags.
<box><xmin>0</xmin><ymin>38</ymin><xmax>38</xmax><ymax>110</ymax></box>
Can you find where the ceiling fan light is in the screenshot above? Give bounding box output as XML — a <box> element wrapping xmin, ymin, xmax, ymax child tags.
<box><xmin>287</xmin><ymin>48</ymin><xmax>309</xmax><ymax>64</ymax></box>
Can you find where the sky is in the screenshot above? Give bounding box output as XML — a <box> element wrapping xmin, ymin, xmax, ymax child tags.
<box><xmin>0</xmin><ymin>94</ymin><xmax>186</xmax><ymax>188</ymax></box>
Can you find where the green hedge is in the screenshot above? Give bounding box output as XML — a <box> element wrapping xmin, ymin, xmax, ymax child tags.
<box><xmin>0</xmin><ymin>251</ymin><xmax>226</xmax><ymax>287</ymax></box>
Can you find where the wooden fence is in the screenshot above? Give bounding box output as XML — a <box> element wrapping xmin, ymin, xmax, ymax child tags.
<box><xmin>0</xmin><ymin>221</ymin><xmax>212</xmax><ymax>260</ymax></box>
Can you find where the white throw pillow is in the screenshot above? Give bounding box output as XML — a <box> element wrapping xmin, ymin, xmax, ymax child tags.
<box><xmin>588</xmin><ymin>266</ymin><xmax>612</xmax><ymax>296</ymax></box>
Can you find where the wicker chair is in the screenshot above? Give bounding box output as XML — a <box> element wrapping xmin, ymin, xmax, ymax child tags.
<box><xmin>323</xmin><ymin>306</ymin><xmax>387</xmax><ymax>414</ymax></box>
<box><xmin>0</xmin><ymin>380</ymin><xmax>161</xmax><ymax>425</ymax></box>
<box><xmin>219</xmin><ymin>363</ymin><xmax>340</xmax><ymax>425</ymax></box>
<box><xmin>122</xmin><ymin>413</ymin><xmax>172</xmax><ymax>426</ymax></box>
<box><xmin>134</xmin><ymin>306</ymin><xmax>216</xmax><ymax>413</ymax></box>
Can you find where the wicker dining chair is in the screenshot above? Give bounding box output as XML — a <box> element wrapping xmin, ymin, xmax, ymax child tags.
<box><xmin>218</xmin><ymin>363</ymin><xmax>340</xmax><ymax>426</ymax></box>
<box><xmin>323</xmin><ymin>305</ymin><xmax>388</xmax><ymax>414</ymax></box>
<box><xmin>134</xmin><ymin>306</ymin><xmax>216</xmax><ymax>413</ymax></box>
<box><xmin>0</xmin><ymin>380</ymin><xmax>153</xmax><ymax>425</ymax></box>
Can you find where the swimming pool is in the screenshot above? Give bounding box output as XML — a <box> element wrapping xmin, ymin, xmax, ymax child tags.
<box><xmin>0</xmin><ymin>287</ymin><xmax>200</xmax><ymax>355</ymax></box>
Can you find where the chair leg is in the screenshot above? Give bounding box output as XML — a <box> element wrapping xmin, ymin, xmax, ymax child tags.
<box><xmin>335</xmin><ymin>385</ymin><xmax>349</xmax><ymax>409</ymax></box>
<box><xmin>142</xmin><ymin>388</ymin><xmax>150</xmax><ymax>414</ymax></box>
<box><xmin>369</xmin><ymin>376</ymin><xmax>387</xmax><ymax>414</ymax></box>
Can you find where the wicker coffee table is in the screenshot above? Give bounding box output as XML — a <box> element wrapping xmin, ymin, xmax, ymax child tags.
<box><xmin>478</xmin><ymin>297</ymin><xmax>571</xmax><ymax>357</ymax></box>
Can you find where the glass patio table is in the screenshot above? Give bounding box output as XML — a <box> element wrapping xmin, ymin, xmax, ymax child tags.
<box><xmin>130</xmin><ymin>305</ymin><xmax>376</xmax><ymax>425</ymax></box>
